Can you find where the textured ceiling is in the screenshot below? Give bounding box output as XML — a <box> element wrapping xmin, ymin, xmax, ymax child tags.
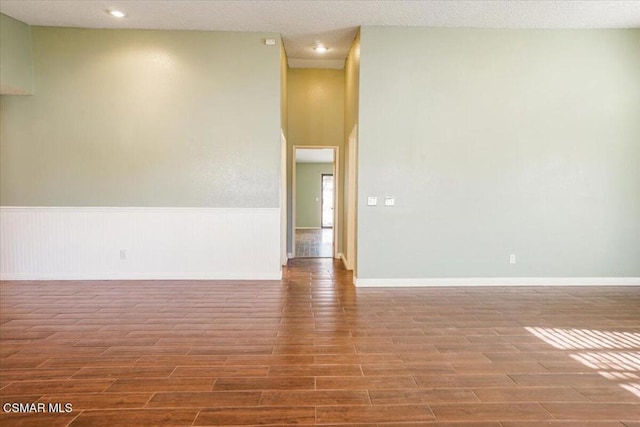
<box><xmin>2</xmin><ymin>1</ymin><xmax>639</xmax><ymax>69</ymax></box>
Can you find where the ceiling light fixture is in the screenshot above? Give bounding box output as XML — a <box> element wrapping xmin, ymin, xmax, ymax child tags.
<box><xmin>314</xmin><ymin>44</ymin><xmax>328</xmax><ymax>53</ymax></box>
<box><xmin>108</xmin><ymin>9</ymin><xmax>126</xmax><ymax>18</ymax></box>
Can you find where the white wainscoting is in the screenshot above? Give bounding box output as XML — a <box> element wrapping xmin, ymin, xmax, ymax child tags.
<box><xmin>0</xmin><ymin>207</ymin><xmax>281</xmax><ymax>280</ymax></box>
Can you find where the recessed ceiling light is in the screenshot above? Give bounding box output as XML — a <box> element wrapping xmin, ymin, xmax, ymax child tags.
<box><xmin>314</xmin><ymin>44</ymin><xmax>328</xmax><ymax>53</ymax></box>
<box><xmin>108</xmin><ymin>9</ymin><xmax>126</xmax><ymax>18</ymax></box>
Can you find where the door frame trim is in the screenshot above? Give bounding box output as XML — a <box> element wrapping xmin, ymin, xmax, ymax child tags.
<box><xmin>291</xmin><ymin>145</ymin><xmax>339</xmax><ymax>259</ymax></box>
<box><xmin>320</xmin><ymin>173</ymin><xmax>334</xmax><ymax>229</ymax></box>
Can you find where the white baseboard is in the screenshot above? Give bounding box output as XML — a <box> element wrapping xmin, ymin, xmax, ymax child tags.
<box><xmin>355</xmin><ymin>277</ymin><xmax>640</xmax><ymax>287</ymax></box>
<box><xmin>0</xmin><ymin>206</ymin><xmax>282</xmax><ymax>281</ymax></box>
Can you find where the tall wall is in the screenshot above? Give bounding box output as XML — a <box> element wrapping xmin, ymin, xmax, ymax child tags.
<box><xmin>344</xmin><ymin>32</ymin><xmax>360</xmax><ymax>153</ymax></box>
<box><xmin>296</xmin><ymin>162</ymin><xmax>334</xmax><ymax>228</ymax></box>
<box><xmin>0</xmin><ymin>25</ymin><xmax>283</xmax><ymax>279</ymax></box>
<box><xmin>280</xmin><ymin>43</ymin><xmax>289</xmax><ymax>265</ymax></box>
<box><xmin>280</xmin><ymin>43</ymin><xmax>288</xmax><ymax>139</ymax></box>
<box><xmin>0</xmin><ymin>13</ymin><xmax>33</xmax><ymax>95</ymax></box>
<box><xmin>343</xmin><ymin>32</ymin><xmax>360</xmax><ymax>272</ymax></box>
<box><xmin>1</xmin><ymin>26</ymin><xmax>281</xmax><ymax>207</ymax></box>
<box><xmin>357</xmin><ymin>27</ymin><xmax>640</xmax><ymax>284</ymax></box>
<box><xmin>286</xmin><ymin>68</ymin><xmax>345</xmax><ymax>255</ymax></box>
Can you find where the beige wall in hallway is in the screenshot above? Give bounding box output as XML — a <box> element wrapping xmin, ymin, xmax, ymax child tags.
<box><xmin>343</xmin><ymin>32</ymin><xmax>360</xmax><ymax>272</ymax></box>
<box><xmin>286</xmin><ymin>68</ymin><xmax>345</xmax><ymax>255</ymax></box>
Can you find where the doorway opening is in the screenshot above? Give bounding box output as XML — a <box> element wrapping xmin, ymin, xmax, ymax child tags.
<box><xmin>292</xmin><ymin>147</ymin><xmax>338</xmax><ymax>259</ymax></box>
<box><xmin>321</xmin><ymin>174</ymin><xmax>334</xmax><ymax>228</ymax></box>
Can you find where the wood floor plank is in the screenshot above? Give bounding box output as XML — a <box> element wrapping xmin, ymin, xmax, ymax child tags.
<box><xmin>68</xmin><ymin>409</ymin><xmax>198</xmax><ymax>426</ymax></box>
<box><xmin>382</xmin><ymin>423</ymin><xmax>501</xmax><ymax>427</ymax></box>
<box><xmin>316</xmin><ymin>375</ymin><xmax>418</xmax><ymax>389</ymax></box>
<box><xmin>361</xmin><ymin>362</ymin><xmax>454</xmax><ymax>376</ymax></box>
<box><xmin>260</xmin><ymin>390</ymin><xmax>371</xmax><ymax>405</ymax></box>
<box><xmin>541</xmin><ymin>403</ymin><xmax>640</xmax><ymax>420</ymax></box>
<box><xmin>472</xmin><ymin>386</ymin><xmax>587</xmax><ymax>402</ymax></box>
<box><xmin>71</xmin><ymin>366</ymin><xmax>175</xmax><ymax>379</ymax></box>
<box><xmin>213</xmin><ymin>376</ymin><xmax>315</xmax><ymax>391</ymax></box>
<box><xmin>316</xmin><ymin>404</ymin><xmax>435</xmax><ymax>424</ymax></box>
<box><xmin>38</xmin><ymin>392</ymin><xmax>153</xmax><ymax>410</ymax></box>
<box><xmin>414</xmin><ymin>374</ymin><xmax>516</xmax><ymax>388</ymax></box>
<box><xmin>146</xmin><ymin>391</ymin><xmax>262</xmax><ymax>407</ymax></box>
<box><xmin>574</xmin><ymin>386</ymin><xmax>640</xmax><ymax>403</ymax></box>
<box><xmin>430</xmin><ymin>403</ymin><xmax>554</xmax><ymax>421</ymax></box>
<box><xmin>171</xmin><ymin>365</ymin><xmax>269</xmax><ymax>377</ymax></box>
<box><xmin>0</xmin><ymin>413</ymin><xmax>78</xmax><ymax>427</ymax></box>
<box><xmin>1</xmin><ymin>379</ymin><xmax>115</xmax><ymax>395</ymax></box>
<box><xmin>105</xmin><ymin>377</ymin><xmax>214</xmax><ymax>392</ymax></box>
<box><xmin>194</xmin><ymin>406</ymin><xmax>315</xmax><ymax>425</ymax></box>
<box><xmin>368</xmin><ymin>388</ymin><xmax>480</xmax><ymax>404</ymax></box>
<box><xmin>500</xmin><ymin>422</ymin><xmax>625</xmax><ymax>426</ymax></box>
<box><xmin>509</xmin><ymin>373</ymin><xmax>615</xmax><ymax>387</ymax></box>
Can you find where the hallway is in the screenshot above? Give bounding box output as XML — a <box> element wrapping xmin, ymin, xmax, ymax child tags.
<box><xmin>294</xmin><ymin>228</ymin><xmax>334</xmax><ymax>258</ymax></box>
<box><xmin>0</xmin><ymin>259</ymin><xmax>639</xmax><ymax>425</ymax></box>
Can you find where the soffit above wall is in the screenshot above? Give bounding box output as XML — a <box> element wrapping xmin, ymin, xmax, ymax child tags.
<box><xmin>1</xmin><ymin>1</ymin><xmax>638</xmax><ymax>70</ymax></box>
<box><xmin>296</xmin><ymin>149</ymin><xmax>334</xmax><ymax>163</ymax></box>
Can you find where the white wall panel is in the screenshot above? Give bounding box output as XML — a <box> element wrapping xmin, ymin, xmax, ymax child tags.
<box><xmin>0</xmin><ymin>207</ymin><xmax>281</xmax><ymax>280</ymax></box>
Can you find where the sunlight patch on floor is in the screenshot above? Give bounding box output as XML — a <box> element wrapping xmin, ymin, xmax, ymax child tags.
<box><xmin>525</xmin><ymin>327</ymin><xmax>640</xmax><ymax>350</ymax></box>
<box><xmin>526</xmin><ymin>326</ymin><xmax>640</xmax><ymax>399</ymax></box>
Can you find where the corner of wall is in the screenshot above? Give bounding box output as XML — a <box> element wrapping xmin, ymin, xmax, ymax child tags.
<box><xmin>0</xmin><ymin>13</ymin><xmax>34</xmax><ymax>95</ymax></box>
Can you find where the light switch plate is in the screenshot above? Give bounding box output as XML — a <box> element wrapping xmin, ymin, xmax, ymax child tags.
<box><xmin>367</xmin><ymin>196</ymin><xmax>378</xmax><ymax>206</ymax></box>
<box><xmin>385</xmin><ymin>197</ymin><xmax>395</xmax><ymax>206</ymax></box>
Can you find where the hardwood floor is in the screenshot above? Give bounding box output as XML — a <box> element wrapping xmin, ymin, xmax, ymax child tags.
<box><xmin>295</xmin><ymin>229</ymin><xmax>333</xmax><ymax>258</ymax></box>
<box><xmin>1</xmin><ymin>258</ymin><xmax>639</xmax><ymax>426</ymax></box>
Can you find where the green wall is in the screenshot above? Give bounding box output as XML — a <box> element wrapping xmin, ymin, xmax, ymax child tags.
<box><xmin>0</xmin><ymin>13</ymin><xmax>33</xmax><ymax>95</ymax></box>
<box><xmin>0</xmin><ymin>26</ymin><xmax>282</xmax><ymax>207</ymax></box>
<box><xmin>358</xmin><ymin>27</ymin><xmax>640</xmax><ymax>279</ymax></box>
<box><xmin>280</xmin><ymin>43</ymin><xmax>288</xmax><ymax>140</ymax></box>
<box><xmin>296</xmin><ymin>162</ymin><xmax>333</xmax><ymax>228</ymax></box>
